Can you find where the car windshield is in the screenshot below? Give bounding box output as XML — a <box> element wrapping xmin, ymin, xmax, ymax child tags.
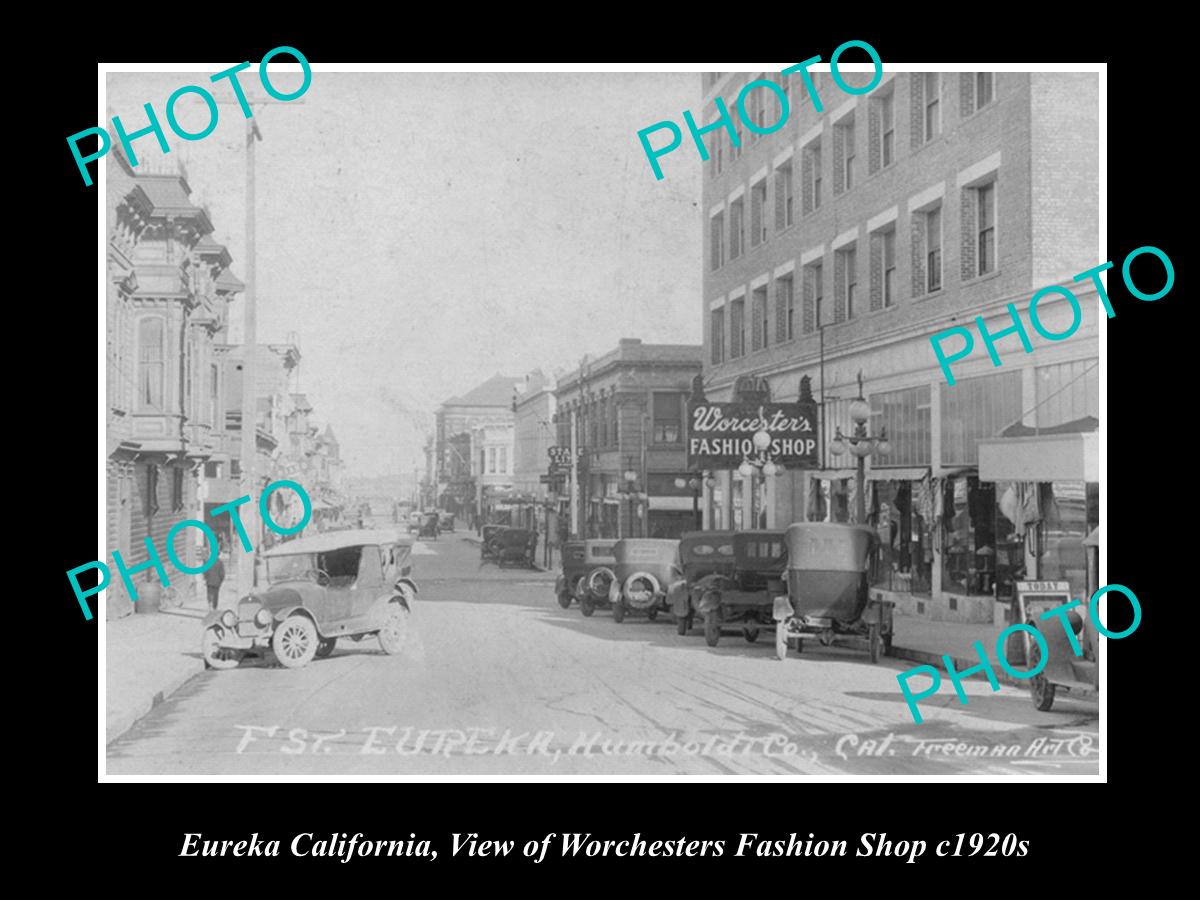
<box><xmin>266</xmin><ymin>553</ymin><xmax>317</xmax><ymax>583</ymax></box>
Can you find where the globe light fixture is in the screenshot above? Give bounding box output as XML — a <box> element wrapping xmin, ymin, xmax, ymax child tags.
<box><xmin>752</xmin><ymin>429</ymin><xmax>772</xmax><ymax>451</ymax></box>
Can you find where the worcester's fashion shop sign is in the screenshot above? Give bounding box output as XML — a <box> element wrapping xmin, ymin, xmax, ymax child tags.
<box><xmin>686</xmin><ymin>402</ymin><xmax>819</xmax><ymax>469</ymax></box>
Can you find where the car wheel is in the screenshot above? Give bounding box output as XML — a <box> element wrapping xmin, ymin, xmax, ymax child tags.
<box><xmin>744</xmin><ymin>626</ymin><xmax>759</xmax><ymax>643</ymax></box>
<box><xmin>868</xmin><ymin>623</ymin><xmax>881</xmax><ymax>664</ymax></box>
<box><xmin>272</xmin><ymin>616</ymin><xmax>319</xmax><ymax>669</ymax></box>
<box><xmin>315</xmin><ymin>638</ymin><xmax>337</xmax><ymax>659</ymax></box>
<box><xmin>647</xmin><ymin>608</ymin><xmax>658</xmax><ymax>622</ymax></box>
<box><xmin>1029</xmin><ymin>641</ymin><xmax>1056</xmax><ymax>711</ymax></box>
<box><xmin>704</xmin><ymin>611</ymin><xmax>721</xmax><ymax>647</ymax></box>
<box><xmin>378</xmin><ymin>603</ymin><xmax>410</xmax><ymax>655</ymax></box>
<box><xmin>580</xmin><ymin>595</ymin><xmax>595</xmax><ymax>617</ymax></box>
<box><xmin>612</xmin><ymin>601</ymin><xmax>626</xmax><ymax>624</ymax></box>
<box><xmin>202</xmin><ymin>625</ymin><xmax>241</xmax><ymax>670</ymax></box>
<box><xmin>676</xmin><ymin>613</ymin><xmax>690</xmax><ymax>636</ymax></box>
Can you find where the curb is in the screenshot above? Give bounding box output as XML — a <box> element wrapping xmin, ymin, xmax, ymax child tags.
<box><xmin>889</xmin><ymin>644</ymin><xmax>1022</xmax><ymax>687</ymax></box>
<box><xmin>107</xmin><ymin>658</ymin><xmax>206</xmax><ymax>746</ymax></box>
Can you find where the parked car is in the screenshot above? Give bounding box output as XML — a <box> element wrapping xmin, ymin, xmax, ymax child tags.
<box><xmin>200</xmin><ymin>529</ymin><xmax>418</xmax><ymax>670</ymax></box>
<box><xmin>777</xmin><ymin>522</ymin><xmax>892</xmax><ymax>662</ymax></box>
<box><xmin>607</xmin><ymin>538</ymin><xmax>682</xmax><ymax>623</ymax></box>
<box><xmin>411</xmin><ymin>512</ymin><xmax>440</xmax><ymax>540</ymax></box>
<box><xmin>483</xmin><ymin>527</ymin><xmax>538</xmax><ymax>569</ymax></box>
<box><xmin>437</xmin><ymin>510</ymin><xmax>455</xmax><ymax>531</ymax></box>
<box><xmin>672</xmin><ymin>531</ymin><xmax>787</xmax><ymax>647</ymax></box>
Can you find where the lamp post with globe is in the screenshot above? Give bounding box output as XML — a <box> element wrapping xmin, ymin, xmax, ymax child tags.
<box><xmin>674</xmin><ymin>472</ymin><xmax>714</xmax><ymax>531</ymax></box>
<box><xmin>828</xmin><ymin>371</ymin><xmax>891</xmax><ymax>524</ymax></box>
<box><xmin>737</xmin><ymin>429</ymin><xmax>786</xmax><ymax>529</ymax></box>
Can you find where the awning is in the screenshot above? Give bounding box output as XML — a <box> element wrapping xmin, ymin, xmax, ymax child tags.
<box><xmin>978</xmin><ymin>432</ymin><xmax>1098</xmax><ymax>482</ymax></box>
<box><xmin>808</xmin><ymin>469</ymin><xmax>857</xmax><ymax>481</ymax></box>
<box><xmin>866</xmin><ymin>466</ymin><xmax>930</xmax><ymax>482</ymax></box>
<box><xmin>647</xmin><ymin>495</ymin><xmax>696</xmax><ymax>512</ymax></box>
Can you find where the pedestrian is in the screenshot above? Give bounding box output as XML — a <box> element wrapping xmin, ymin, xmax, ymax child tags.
<box><xmin>205</xmin><ymin>547</ymin><xmax>226</xmax><ymax>611</ymax></box>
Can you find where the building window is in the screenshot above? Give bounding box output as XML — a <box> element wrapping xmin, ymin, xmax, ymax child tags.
<box><xmin>138</xmin><ymin>317</ymin><xmax>166</xmax><ymax>411</ymax></box>
<box><xmin>729</xmin><ymin>197</ymin><xmax>745</xmax><ymax>259</ymax></box>
<box><xmin>209</xmin><ymin>363</ymin><xmax>220</xmax><ymax>427</ymax></box>
<box><xmin>926</xmin><ymin>206</ymin><xmax>942</xmax><ymax>293</ymax></box>
<box><xmin>881</xmin><ymin>91</ymin><xmax>895</xmax><ymax>167</ymax></box>
<box><xmin>774</xmin><ymin>159</ymin><xmax>794</xmax><ymax>231</ymax></box>
<box><xmin>230</xmin><ymin>459</ymin><xmax>241</xmax><ymax>478</ymax></box>
<box><xmin>870</xmin><ymin>385</ymin><xmax>931</xmax><ymax>466</ymax></box>
<box><xmin>487</xmin><ymin>447</ymin><xmax>496</xmax><ymax>474</ymax></box>
<box><xmin>711</xmin><ymin>306</ymin><xmax>725</xmax><ymax>364</ymax></box>
<box><xmin>924</xmin><ymin>73</ymin><xmax>940</xmax><ymax>142</ymax></box>
<box><xmin>976</xmin><ymin>183</ymin><xmax>996</xmax><ymax>276</ymax></box>
<box><xmin>172</xmin><ymin>466</ymin><xmax>185</xmax><ymax>513</ymax></box>
<box><xmin>204</xmin><ymin>461</ymin><xmax>221</xmax><ymax>479</ymax></box>
<box><xmin>775</xmin><ymin>273</ymin><xmax>795</xmax><ymax>343</ymax></box>
<box><xmin>730</xmin><ymin>296</ymin><xmax>745</xmax><ymax>358</ymax></box>
<box><xmin>835</xmin><ymin>119</ymin><xmax>855</xmax><ymax>194</ymax></box>
<box><xmin>750</xmin><ymin>178</ymin><xmax>767</xmax><ymax>247</ymax></box>
<box><xmin>499</xmin><ymin>446</ymin><xmax>508</xmax><ymax>474</ymax></box>
<box><xmin>1035</xmin><ymin>358</ymin><xmax>1100</xmax><ymax>428</ymax></box>
<box><xmin>883</xmin><ymin>229</ymin><xmax>897</xmax><ymax>306</ymax></box>
<box><xmin>836</xmin><ymin>246</ymin><xmax>858</xmax><ymax>321</ymax></box>
<box><xmin>746</xmin><ymin>84</ymin><xmax>765</xmax><ymax>142</ymax></box>
<box><xmin>940</xmin><ymin>370</ymin><xmax>1022</xmax><ymax>465</ymax></box>
<box><xmin>802</xmin><ymin>140</ymin><xmax>822</xmax><ymax>214</ymax></box>
<box><xmin>710</xmin><ymin>212</ymin><xmax>725</xmax><ymax>271</ymax></box>
<box><xmin>975</xmin><ymin>72</ymin><xmax>994</xmax><ymax>110</ymax></box>
<box><xmin>751</xmin><ymin>284</ymin><xmax>768</xmax><ymax>351</ymax></box>
<box><xmin>653</xmin><ymin>393</ymin><xmax>682</xmax><ymax>443</ymax></box>
<box><xmin>144</xmin><ymin>464</ymin><xmax>159</xmax><ymax>518</ymax></box>
<box><xmin>808</xmin><ymin>263</ymin><xmax>824</xmax><ymax>330</ymax></box>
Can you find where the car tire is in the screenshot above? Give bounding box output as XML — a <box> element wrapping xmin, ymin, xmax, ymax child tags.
<box><xmin>272</xmin><ymin>616</ymin><xmax>319</xmax><ymax>669</ymax></box>
<box><xmin>704</xmin><ymin>611</ymin><xmax>720</xmax><ymax>647</ymax></box>
<box><xmin>378</xmin><ymin>602</ymin><xmax>410</xmax><ymax>655</ymax></box>
<box><xmin>676</xmin><ymin>613</ymin><xmax>691</xmax><ymax>636</ymax></box>
<box><xmin>580</xmin><ymin>595</ymin><xmax>595</xmax><ymax>617</ymax></box>
<box><xmin>744</xmin><ymin>626</ymin><xmax>759</xmax><ymax>643</ymax></box>
<box><xmin>868</xmin><ymin>623</ymin><xmax>881</xmax><ymax>664</ymax></box>
<box><xmin>647</xmin><ymin>608</ymin><xmax>658</xmax><ymax>622</ymax></box>
<box><xmin>557</xmin><ymin>591</ymin><xmax>572</xmax><ymax>610</ymax></box>
<box><xmin>612</xmin><ymin>601</ymin><xmax>626</xmax><ymax>624</ymax></box>
<box><xmin>1029</xmin><ymin>641</ymin><xmax>1056</xmax><ymax>711</ymax></box>
<box><xmin>202</xmin><ymin>625</ymin><xmax>241</xmax><ymax>670</ymax></box>
<box><xmin>315</xmin><ymin>638</ymin><xmax>337</xmax><ymax>659</ymax></box>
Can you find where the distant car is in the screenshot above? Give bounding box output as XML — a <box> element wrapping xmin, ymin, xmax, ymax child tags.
<box><xmin>201</xmin><ymin>529</ymin><xmax>418</xmax><ymax>670</ymax></box>
<box><xmin>437</xmin><ymin>510</ymin><xmax>455</xmax><ymax>531</ymax></box>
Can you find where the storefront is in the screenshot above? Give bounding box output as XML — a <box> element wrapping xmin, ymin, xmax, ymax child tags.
<box><xmin>978</xmin><ymin>419</ymin><xmax>1099</xmax><ymax>614</ymax></box>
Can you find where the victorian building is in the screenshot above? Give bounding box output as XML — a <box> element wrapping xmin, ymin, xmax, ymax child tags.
<box><xmin>106</xmin><ymin>150</ymin><xmax>240</xmax><ymax>618</ymax></box>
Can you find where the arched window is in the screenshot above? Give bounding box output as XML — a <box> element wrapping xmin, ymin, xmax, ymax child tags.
<box><xmin>138</xmin><ymin>317</ymin><xmax>166</xmax><ymax>411</ymax></box>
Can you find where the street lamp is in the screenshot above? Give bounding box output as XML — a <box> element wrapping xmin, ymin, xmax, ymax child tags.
<box><xmin>736</xmin><ymin>429</ymin><xmax>786</xmax><ymax>530</ymax></box>
<box><xmin>621</xmin><ymin>459</ymin><xmax>643</xmax><ymax>537</ymax></box>
<box><xmin>674</xmin><ymin>471</ymin><xmax>711</xmax><ymax>531</ymax></box>
<box><xmin>829</xmin><ymin>371</ymin><xmax>889</xmax><ymax>524</ymax></box>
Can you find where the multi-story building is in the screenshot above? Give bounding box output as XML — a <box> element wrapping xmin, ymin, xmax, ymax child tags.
<box><xmin>511</xmin><ymin>370</ymin><xmax>556</xmax><ymax>532</ymax></box>
<box><xmin>700</xmin><ymin>70</ymin><xmax>1100</xmax><ymax>623</ymax></box>
<box><xmin>554</xmin><ymin>339</ymin><xmax>703</xmax><ymax>540</ymax></box>
<box><xmin>434</xmin><ymin>374</ymin><xmax>524</xmax><ymax>525</ymax></box>
<box><xmin>106</xmin><ymin>150</ymin><xmax>241</xmax><ymax>618</ymax></box>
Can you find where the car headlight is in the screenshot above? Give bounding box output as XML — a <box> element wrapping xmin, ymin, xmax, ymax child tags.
<box><xmin>254</xmin><ymin>608</ymin><xmax>272</xmax><ymax>627</ymax></box>
<box><xmin>221</xmin><ymin>610</ymin><xmax>238</xmax><ymax>629</ymax></box>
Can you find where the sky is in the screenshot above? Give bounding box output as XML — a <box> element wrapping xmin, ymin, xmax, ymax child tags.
<box><xmin>107</xmin><ymin>70</ymin><xmax>703</xmax><ymax>478</ymax></box>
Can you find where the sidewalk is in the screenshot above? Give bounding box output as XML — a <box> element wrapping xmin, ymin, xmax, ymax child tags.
<box><xmin>105</xmin><ymin>581</ymin><xmax>238</xmax><ymax>745</ymax></box>
<box><xmin>889</xmin><ymin>616</ymin><xmax>1020</xmax><ymax>686</ymax></box>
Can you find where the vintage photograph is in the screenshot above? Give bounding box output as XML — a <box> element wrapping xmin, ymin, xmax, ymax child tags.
<box><xmin>101</xmin><ymin>65</ymin><xmax>1102</xmax><ymax>777</ymax></box>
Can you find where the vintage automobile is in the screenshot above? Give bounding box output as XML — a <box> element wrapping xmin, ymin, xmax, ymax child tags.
<box><xmin>200</xmin><ymin>529</ymin><xmax>418</xmax><ymax>670</ymax></box>
<box><xmin>552</xmin><ymin>539</ymin><xmax>618</xmax><ymax>615</ymax></box>
<box><xmin>411</xmin><ymin>512</ymin><xmax>440</xmax><ymax>540</ymax></box>
<box><xmin>671</xmin><ymin>531</ymin><xmax>787</xmax><ymax>647</ymax></box>
<box><xmin>483</xmin><ymin>527</ymin><xmax>538</xmax><ymax>569</ymax></box>
<box><xmin>607</xmin><ymin>538</ymin><xmax>682</xmax><ymax>624</ymax></box>
<box><xmin>1012</xmin><ymin>530</ymin><xmax>1101</xmax><ymax>711</ymax></box>
<box><xmin>669</xmin><ymin>531</ymin><xmax>736</xmax><ymax>635</ymax></box>
<box><xmin>775</xmin><ymin>522</ymin><xmax>893</xmax><ymax>663</ymax></box>
<box><xmin>437</xmin><ymin>510</ymin><xmax>455</xmax><ymax>531</ymax></box>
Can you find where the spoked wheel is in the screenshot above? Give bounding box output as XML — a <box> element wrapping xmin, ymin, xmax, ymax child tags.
<box><xmin>315</xmin><ymin>638</ymin><xmax>337</xmax><ymax>659</ymax></box>
<box><xmin>744</xmin><ymin>626</ymin><xmax>760</xmax><ymax>644</ymax></box>
<box><xmin>612</xmin><ymin>601</ymin><xmax>626</xmax><ymax>624</ymax></box>
<box><xmin>704</xmin><ymin>611</ymin><xmax>721</xmax><ymax>647</ymax></box>
<box><xmin>202</xmin><ymin>625</ymin><xmax>242</xmax><ymax>670</ymax></box>
<box><xmin>580</xmin><ymin>595</ymin><xmax>595</xmax><ymax>617</ymax></box>
<box><xmin>272</xmin><ymin>616</ymin><xmax>319</xmax><ymax>669</ymax></box>
<box><xmin>378</xmin><ymin>603</ymin><xmax>410</xmax><ymax>655</ymax></box>
<box><xmin>676</xmin><ymin>612</ymin><xmax>693</xmax><ymax>636</ymax></box>
<box><xmin>1029</xmin><ymin>641</ymin><xmax>1056</xmax><ymax>711</ymax></box>
<box><xmin>556</xmin><ymin>590</ymin><xmax>572</xmax><ymax>609</ymax></box>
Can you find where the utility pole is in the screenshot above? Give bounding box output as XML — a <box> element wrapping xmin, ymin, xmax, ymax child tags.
<box><xmin>217</xmin><ymin>93</ymin><xmax>304</xmax><ymax>599</ymax></box>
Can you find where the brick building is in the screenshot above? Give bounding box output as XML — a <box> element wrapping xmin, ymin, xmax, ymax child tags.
<box><xmin>700</xmin><ymin>71</ymin><xmax>1100</xmax><ymax>623</ymax></box>
<box><xmin>555</xmin><ymin>339</ymin><xmax>703</xmax><ymax>540</ymax></box>
<box><xmin>511</xmin><ymin>370</ymin><xmax>557</xmax><ymax>536</ymax></box>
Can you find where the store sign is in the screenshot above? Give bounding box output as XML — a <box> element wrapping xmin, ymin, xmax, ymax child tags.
<box><xmin>687</xmin><ymin>401</ymin><xmax>819</xmax><ymax>469</ymax></box>
<box><xmin>547</xmin><ymin>446</ymin><xmax>582</xmax><ymax>471</ymax></box>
